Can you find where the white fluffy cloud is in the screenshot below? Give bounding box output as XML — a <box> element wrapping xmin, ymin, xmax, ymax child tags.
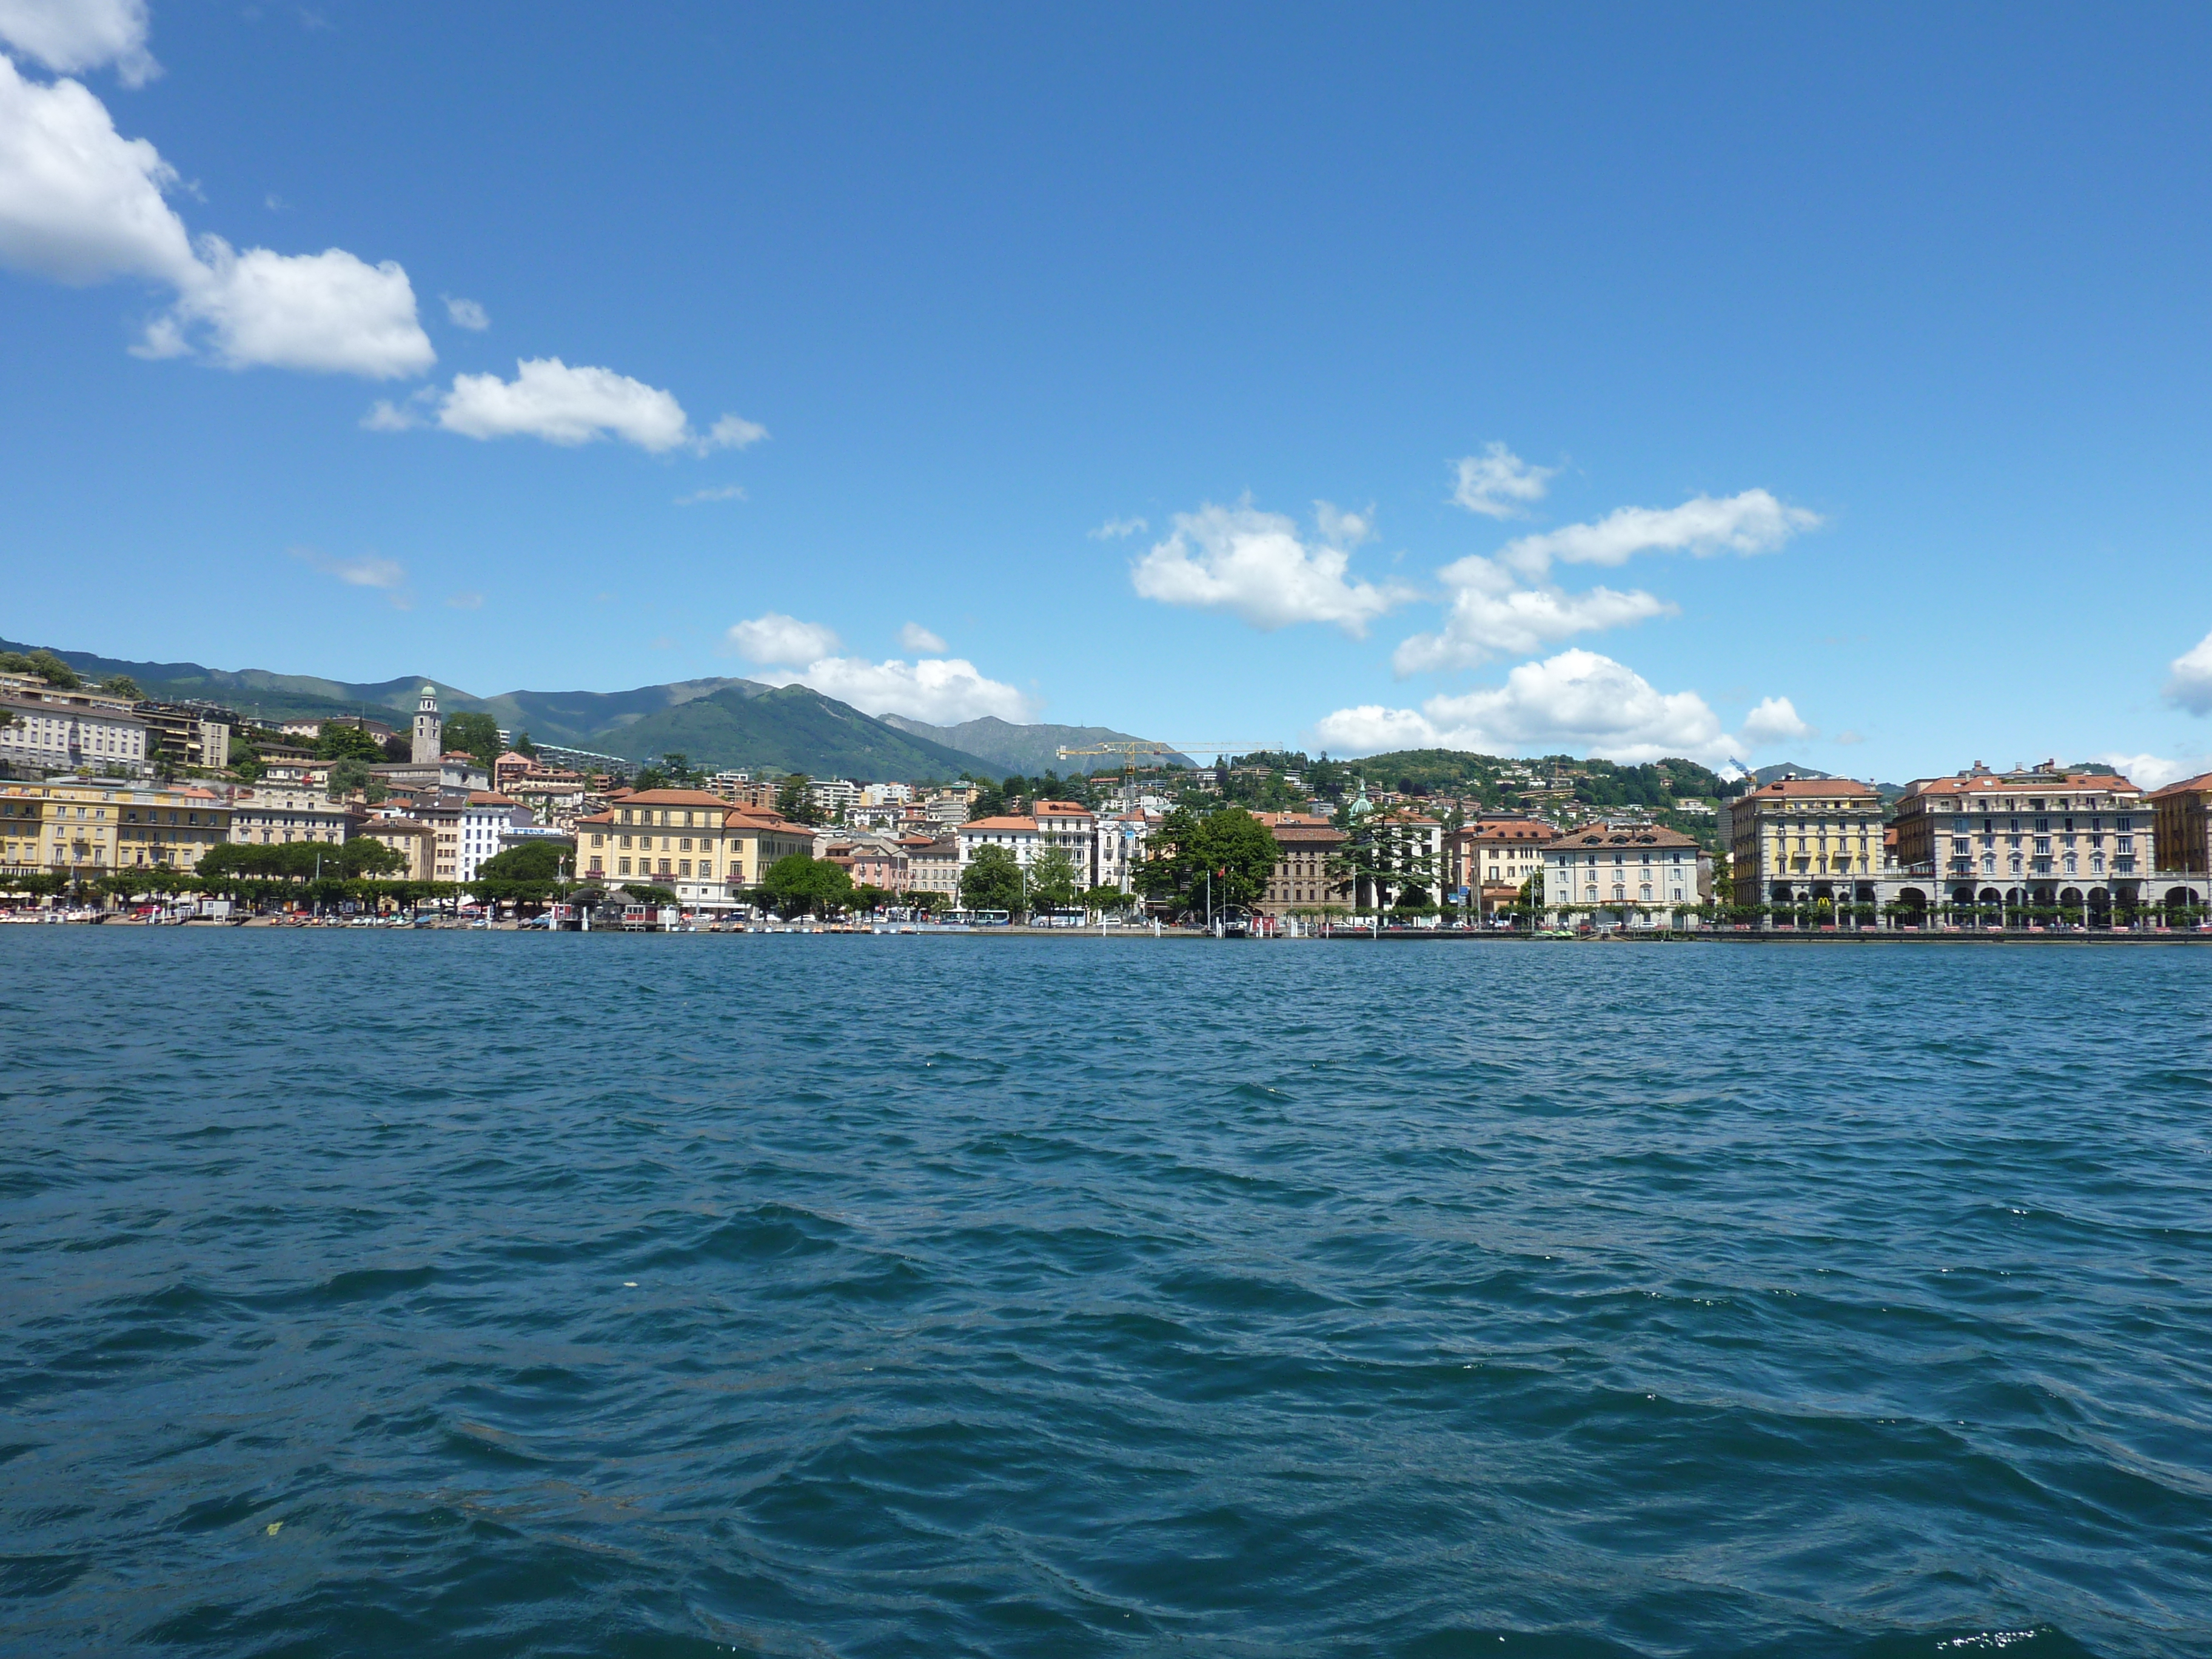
<box><xmin>1090</xmin><ymin>515</ymin><xmax>1147</xmax><ymax>540</ymax></box>
<box><xmin>762</xmin><ymin>655</ymin><xmax>1037</xmax><ymax>725</ymax></box>
<box><xmin>728</xmin><ymin>612</ymin><xmax>841</xmax><ymax>665</ymax></box>
<box><xmin>142</xmin><ymin>237</ymin><xmax>435</xmax><ymax>377</ymax></box>
<box><xmin>1450</xmin><ymin>443</ymin><xmax>1555</xmax><ymax>518</ymax></box>
<box><xmin>1314</xmin><ymin>648</ymin><xmax>1805</xmax><ymax>768</ymax></box>
<box><xmin>0</xmin><ymin>52</ymin><xmax>188</xmax><ymax>281</ymax></box>
<box><xmin>2163</xmin><ymin>629</ymin><xmax>2212</xmax><ymax>716</ymax></box>
<box><xmin>0</xmin><ymin>0</ymin><xmax>158</xmax><ymax>85</ymax></box>
<box><xmin>401</xmin><ymin>357</ymin><xmax>760</xmax><ymax>452</ymax></box>
<box><xmin>1131</xmin><ymin>499</ymin><xmax>1416</xmax><ymax>636</ymax></box>
<box><xmin>0</xmin><ymin>54</ymin><xmax>433</xmax><ymax>375</ymax></box>
<box><xmin>443</xmin><ymin>293</ymin><xmax>488</xmax><ymax>330</ymax></box>
<box><xmin>729</xmin><ymin>612</ymin><xmax>1034</xmax><ymax>722</ymax></box>
<box><xmin>1498</xmin><ymin>489</ymin><xmax>1822</xmax><ymax>577</ymax></box>
<box><xmin>1739</xmin><ymin>695</ymin><xmax>1815</xmax><ymax>746</ymax></box>
<box><xmin>436</xmin><ymin>358</ymin><xmax>689</xmax><ymax>449</ymax></box>
<box><xmin>1392</xmin><ymin>552</ymin><xmax>1674</xmax><ymax>672</ymax></box>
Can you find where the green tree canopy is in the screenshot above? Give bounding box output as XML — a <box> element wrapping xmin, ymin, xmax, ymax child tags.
<box><xmin>959</xmin><ymin>844</ymin><xmax>1025</xmax><ymax>913</ymax></box>
<box><xmin>474</xmin><ymin>840</ymin><xmax>573</xmax><ymax>883</ymax></box>
<box><xmin>313</xmin><ymin>722</ymin><xmax>387</xmax><ymax>762</ymax></box>
<box><xmin>1026</xmin><ymin>846</ymin><xmax>1082</xmax><ymax>911</ymax></box>
<box><xmin>469</xmin><ymin>839</ymin><xmax>575</xmax><ymax>906</ymax></box>
<box><xmin>198</xmin><ymin>839</ymin><xmax>405</xmax><ymax>885</ymax></box>
<box><xmin>513</xmin><ymin>730</ymin><xmax>538</xmax><ymax>758</ymax></box>
<box><xmin>774</xmin><ymin>773</ymin><xmax>825</xmax><ymax>825</ymax></box>
<box><xmin>326</xmin><ymin>758</ymin><xmax>387</xmax><ymax>802</ymax></box>
<box><xmin>1136</xmin><ymin>806</ymin><xmax>1277</xmax><ymax>913</ymax></box>
<box><xmin>763</xmin><ymin>852</ymin><xmax>853</xmax><ymax>917</ymax></box>
<box><xmin>1082</xmin><ymin>884</ymin><xmax>1134</xmax><ymax>914</ymax></box>
<box><xmin>97</xmin><ymin>674</ymin><xmax>142</xmax><ymax>699</ymax></box>
<box><xmin>443</xmin><ymin>711</ymin><xmax>502</xmax><ymax>770</ymax></box>
<box><xmin>0</xmin><ymin>649</ymin><xmax>81</xmax><ymax>688</ymax></box>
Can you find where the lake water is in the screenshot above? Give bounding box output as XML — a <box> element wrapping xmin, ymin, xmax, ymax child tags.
<box><xmin>4</xmin><ymin>931</ymin><xmax>2210</xmax><ymax>1657</ymax></box>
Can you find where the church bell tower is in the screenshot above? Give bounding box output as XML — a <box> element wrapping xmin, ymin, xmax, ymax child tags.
<box><xmin>412</xmin><ymin>684</ymin><xmax>442</xmax><ymax>764</ymax></box>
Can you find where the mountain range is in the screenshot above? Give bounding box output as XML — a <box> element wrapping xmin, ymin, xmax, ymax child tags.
<box><xmin>3</xmin><ymin>638</ymin><xmax>1180</xmax><ymax>783</ymax></box>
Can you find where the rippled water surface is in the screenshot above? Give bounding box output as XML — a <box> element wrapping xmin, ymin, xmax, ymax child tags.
<box><xmin>4</xmin><ymin>931</ymin><xmax>2211</xmax><ymax>1657</ymax></box>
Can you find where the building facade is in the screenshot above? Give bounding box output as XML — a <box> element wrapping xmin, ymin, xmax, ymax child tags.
<box><xmin>1727</xmin><ymin>776</ymin><xmax>1889</xmax><ymax>914</ymax></box>
<box><xmin>1892</xmin><ymin>762</ymin><xmax>2174</xmax><ymax>923</ymax></box>
<box><xmin>1447</xmin><ymin>816</ymin><xmax>1558</xmax><ymax>917</ymax></box>
<box><xmin>572</xmin><ymin>789</ymin><xmax>813</xmax><ymax>909</ymax></box>
<box><xmin>0</xmin><ymin>682</ymin><xmax>151</xmax><ymax>776</ymax></box>
<box><xmin>1093</xmin><ymin>811</ymin><xmax>1156</xmax><ymax>893</ymax></box>
<box><xmin>361</xmin><ymin>818</ymin><xmax>435</xmax><ymax>881</ymax></box>
<box><xmin>1</xmin><ymin>781</ymin><xmax>230</xmax><ymax>876</ymax></box>
<box><xmin>2148</xmin><ymin>771</ymin><xmax>2212</xmax><ymax>883</ymax></box>
<box><xmin>1253</xmin><ymin>813</ymin><xmax>1349</xmax><ymax>913</ymax></box>
<box><xmin>1034</xmin><ymin>800</ymin><xmax>1097</xmax><ymax>886</ymax></box>
<box><xmin>958</xmin><ymin>815</ymin><xmax>1041</xmax><ymax>871</ymax></box>
<box><xmin>1544</xmin><ymin>822</ymin><xmax>1708</xmax><ymax>928</ymax></box>
<box><xmin>227</xmin><ymin>786</ymin><xmax>354</xmax><ymax>848</ymax></box>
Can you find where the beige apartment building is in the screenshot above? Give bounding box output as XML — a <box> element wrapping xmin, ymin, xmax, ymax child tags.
<box><xmin>1892</xmin><ymin>762</ymin><xmax>2168</xmax><ymax>923</ymax></box>
<box><xmin>1544</xmin><ymin>821</ymin><xmax>1708</xmax><ymax>928</ymax></box>
<box><xmin>361</xmin><ymin>818</ymin><xmax>436</xmax><ymax>881</ymax></box>
<box><xmin>573</xmin><ymin>788</ymin><xmax>814</xmax><ymax>909</ymax></box>
<box><xmin>228</xmin><ymin>786</ymin><xmax>355</xmax><ymax>848</ymax></box>
<box><xmin>1034</xmin><ymin>800</ymin><xmax>1097</xmax><ymax>886</ymax></box>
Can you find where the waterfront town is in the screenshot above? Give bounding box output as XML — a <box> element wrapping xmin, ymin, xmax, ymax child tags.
<box><xmin>2</xmin><ymin>657</ymin><xmax>2208</xmax><ymax>934</ymax></box>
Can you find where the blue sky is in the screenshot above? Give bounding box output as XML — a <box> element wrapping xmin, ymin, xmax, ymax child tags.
<box><xmin>5</xmin><ymin>1</ymin><xmax>2212</xmax><ymax>784</ymax></box>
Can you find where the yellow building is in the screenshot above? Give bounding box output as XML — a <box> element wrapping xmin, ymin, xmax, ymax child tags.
<box><xmin>573</xmin><ymin>788</ymin><xmax>815</xmax><ymax>909</ymax></box>
<box><xmin>361</xmin><ymin>818</ymin><xmax>437</xmax><ymax>882</ymax></box>
<box><xmin>1725</xmin><ymin>776</ymin><xmax>1887</xmax><ymax>910</ymax></box>
<box><xmin>1</xmin><ymin>781</ymin><xmax>232</xmax><ymax>876</ymax></box>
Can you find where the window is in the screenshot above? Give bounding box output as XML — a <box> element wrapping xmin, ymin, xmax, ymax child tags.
<box><xmin>618</xmin><ymin>858</ymin><xmax>631</xmax><ymax>875</ymax></box>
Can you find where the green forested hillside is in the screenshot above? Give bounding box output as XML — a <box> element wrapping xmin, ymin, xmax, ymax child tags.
<box><xmin>598</xmin><ymin>682</ymin><xmax>1004</xmax><ymax>779</ymax></box>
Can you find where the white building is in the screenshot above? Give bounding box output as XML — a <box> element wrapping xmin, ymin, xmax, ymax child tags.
<box><xmin>227</xmin><ymin>786</ymin><xmax>353</xmax><ymax>848</ymax></box>
<box><xmin>808</xmin><ymin>778</ymin><xmax>861</xmax><ymax>816</ymax></box>
<box><xmin>957</xmin><ymin>815</ymin><xmax>1041</xmax><ymax>871</ymax></box>
<box><xmin>1094</xmin><ymin>811</ymin><xmax>1156</xmax><ymax>893</ymax></box>
<box><xmin>860</xmin><ymin>781</ymin><xmax>913</xmax><ymax>805</ymax></box>
<box><xmin>461</xmin><ymin>791</ymin><xmax>534</xmax><ymax>883</ymax></box>
<box><xmin>0</xmin><ymin>684</ymin><xmax>150</xmax><ymax>776</ymax></box>
<box><xmin>1034</xmin><ymin>800</ymin><xmax>1097</xmax><ymax>885</ymax></box>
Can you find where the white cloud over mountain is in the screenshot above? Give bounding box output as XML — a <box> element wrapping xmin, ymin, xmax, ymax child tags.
<box><xmin>1450</xmin><ymin>442</ymin><xmax>1555</xmax><ymax>518</ymax></box>
<box><xmin>727</xmin><ymin>611</ymin><xmax>1034</xmax><ymax>723</ymax></box>
<box><xmin>2164</xmin><ymin>628</ymin><xmax>2212</xmax><ymax>716</ymax></box>
<box><xmin>0</xmin><ymin>0</ymin><xmax>158</xmax><ymax>86</ymax></box>
<box><xmin>1314</xmin><ymin>648</ymin><xmax>1800</xmax><ymax>768</ymax></box>
<box><xmin>1131</xmin><ymin>498</ymin><xmax>1416</xmax><ymax>635</ymax></box>
<box><xmin>728</xmin><ymin>612</ymin><xmax>841</xmax><ymax>665</ymax></box>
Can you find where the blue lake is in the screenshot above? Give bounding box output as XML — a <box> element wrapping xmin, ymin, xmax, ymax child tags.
<box><xmin>4</xmin><ymin>931</ymin><xmax>2209</xmax><ymax>1657</ymax></box>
